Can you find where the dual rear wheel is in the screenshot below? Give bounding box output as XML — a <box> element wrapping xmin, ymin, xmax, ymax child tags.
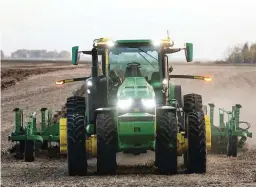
<box><xmin>155</xmin><ymin>93</ymin><xmax>206</xmax><ymax>174</ymax></box>
<box><xmin>184</xmin><ymin>94</ymin><xmax>207</xmax><ymax>173</ymax></box>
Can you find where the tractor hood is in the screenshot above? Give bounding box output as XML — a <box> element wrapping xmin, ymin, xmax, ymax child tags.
<box><xmin>117</xmin><ymin>77</ymin><xmax>155</xmax><ymax>99</ymax></box>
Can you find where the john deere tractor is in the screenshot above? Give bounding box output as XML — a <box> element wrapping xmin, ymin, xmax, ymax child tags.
<box><xmin>58</xmin><ymin>37</ymin><xmax>213</xmax><ymax>176</ymax></box>
<box><xmin>8</xmin><ymin>37</ymin><xmax>252</xmax><ymax>175</ymax></box>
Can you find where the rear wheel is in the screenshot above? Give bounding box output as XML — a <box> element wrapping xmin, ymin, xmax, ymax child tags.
<box><xmin>96</xmin><ymin>113</ymin><xmax>117</xmax><ymax>175</ymax></box>
<box><xmin>155</xmin><ymin>111</ymin><xmax>177</xmax><ymax>174</ymax></box>
<box><xmin>184</xmin><ymin>94</ymin><xmax>206</xmax><ymax>173</ymax></box>
<box><xmin>67</xmin><ymin>96</ymin><xmax>87</xmax><ymax>176</ymax></box>
<box><xmin>227</xmin><ymin>135</ymin><xmax>238</xmax><ymax>157</ymax></box>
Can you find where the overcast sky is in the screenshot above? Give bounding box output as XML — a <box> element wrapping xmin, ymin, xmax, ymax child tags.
<box><xmin>1</xmin><ymin>0</ymin><xmax>255</xmax><ymax>60</ymax></box>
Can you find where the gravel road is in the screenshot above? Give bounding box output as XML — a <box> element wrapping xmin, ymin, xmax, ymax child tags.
<box><xmin>1</xmin><ymin>63</ymin><xmax>256</xmax><ymax>186</ymax></box>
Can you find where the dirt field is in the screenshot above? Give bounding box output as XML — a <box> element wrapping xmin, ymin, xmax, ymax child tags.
<box><xmin>1</xmin><ymin>62</ymin><xmax>256</xmax><ymax>186</ymax></box>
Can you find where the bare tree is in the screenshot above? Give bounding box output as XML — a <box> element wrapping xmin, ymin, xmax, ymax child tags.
<box><xmin>250</xmin><ymin>43</ymin><xmax>256</xmax><ymax>63</ymax></box>
<box><xmin>242</xmin><ymin>43</ymin><xmax>252</xmax><ymax>63</ymax></box>
<box><xmin>1</xmin><ymin>50</ymin><xmax>4</xmax><ymax>59</ymax></box>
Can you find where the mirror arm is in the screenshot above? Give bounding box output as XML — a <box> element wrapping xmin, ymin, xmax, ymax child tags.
<box><xmin>165</xmin><ymin>48</ymin><xmax>185</xmax><ymax>54</ymax></box>
<box><xmin>80</xmin><ymin>51</ymin><xmax>92</xmax><ymax>55</ymax></box>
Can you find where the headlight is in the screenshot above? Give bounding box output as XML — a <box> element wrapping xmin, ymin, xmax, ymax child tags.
<box><xmin>162</xmin><ymin>79</ymin><xmax>168</xmax><ymax>85</ymax></box>
<box><xmin>152</xmin><ymin>39</ymin><xmax>161</xmax><ymax>46</ymax></box>
<box><xmin>87</xmin><ymin>81</ymin><xmax>92</xmax><ymax>87</ymax></box>
<box><xmin>117</xmin><ymin>98</ymin><xmax>133</xmax><ymax>109</ymax></box>
<box><xmin>107</xmin><ymin>40</ymin><xmax>115</xmax><ymax>47</ymax></box>
<box><xmin>142</xmin><ymin>99</ymin><xmax>156</xmax><ymax>109</ymax></box>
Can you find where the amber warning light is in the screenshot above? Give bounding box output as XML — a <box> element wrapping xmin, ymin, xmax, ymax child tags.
<box><xmin>56</xmin><ymin>80</ymin><xmax>64</xmax><ymax>85</ymax></box>
<box><xmin>203</xmin><ymin>76</ymin><xmax>213</xmax><ymax>82</ymax></box>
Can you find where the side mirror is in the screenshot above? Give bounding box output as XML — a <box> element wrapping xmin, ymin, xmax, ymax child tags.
<box><xmin>185</xmin><ymin>43</ymin><xmax>193</xmax><ymax>62</ymax></box>
<box><xmin>72</xmin><ymin>46</ymin><xmax>79</xmax><ymax>65</ymax></box>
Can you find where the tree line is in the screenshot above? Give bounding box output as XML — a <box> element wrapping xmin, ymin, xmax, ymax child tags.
<box><xmin>1</xmin><ymin>42</ymin><xmax>256</xmax><ymax>63</ymax></box>
<box><xmin>225</xmin><ymin>42</ymin><xmax>256</xmax><ymax>64</ymax></box>
<box><xmin>1</xmin><ymin>49</ymin><xmax>70</xmax><ymax>59</ymax></box>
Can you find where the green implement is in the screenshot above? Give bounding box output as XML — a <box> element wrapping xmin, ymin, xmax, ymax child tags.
<box><xmin>207</xmin><ymin>103</ymin><xmax>252</xmax><ymax>157</ymax></box>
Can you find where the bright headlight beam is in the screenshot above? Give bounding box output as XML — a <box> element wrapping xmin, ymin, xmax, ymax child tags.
<box><xmin>87</xmin><ymin>81</ymin><xmax>93</xmax><ymax>87</ymax></box>
<box><xmin>142</xmin><ymin>99</ymin><xmax>156</xmax><ymax>109</ymax></box>
<box><xmin>117</xmin><ymin>98</ymin><xmax>133</xmax><ymax>109</ymax></box>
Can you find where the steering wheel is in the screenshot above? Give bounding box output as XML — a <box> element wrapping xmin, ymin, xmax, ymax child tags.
<box><xmin>127</xmin><ymin>62</ymin><xmax>141</xmax><ymax>68</ymax></box>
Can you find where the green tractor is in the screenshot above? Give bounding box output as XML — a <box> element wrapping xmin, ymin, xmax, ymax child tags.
<box><xmin>62</xmin><ymin>37</ymin><xmax>211</xmax><ymax>175</ymax></box>
<box><xmin>8</xmin><ymin>37</ymin><xmax>252</xmax><ymax>176</ymax></box>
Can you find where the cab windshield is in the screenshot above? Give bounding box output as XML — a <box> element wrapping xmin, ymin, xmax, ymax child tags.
<box><xmin>108</xmin><ymin>46</ymin><xmax>160</xmax><ymax>82</ymax></box>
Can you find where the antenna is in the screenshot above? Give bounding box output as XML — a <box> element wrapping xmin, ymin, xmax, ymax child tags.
<box><xmin>167</xmin><ymin>30</ymin><xmax>170</xmax><ymax>39</ymax></box>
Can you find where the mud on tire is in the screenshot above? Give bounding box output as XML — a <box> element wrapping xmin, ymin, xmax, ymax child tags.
<box><xmin>67</xmin><ymin>96</ymin><xmax>87</xmax><ymax>176</ymax></box>
<box><xmin>155</xmin><ymin>111</ymin><xmax>177</xmax><ymax>174</ymax></box>
<box><xmin>184</xmin><ymin>94</ymin><xmax>206</xmax><ymax>173</ymax></box>
<box><xmin>96</xmin><ymin>113</ymin><xmax>117</xmax><ymax>175</ymax></box>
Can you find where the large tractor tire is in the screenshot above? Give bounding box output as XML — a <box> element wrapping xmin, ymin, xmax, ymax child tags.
<box><xmin>96</xmin><ymin>112</ymin><xmax>117</xmax><ymax>175</ymax></box>
<box><xmin>67</xmin><ymin>96</ymin><xmax>87</xmax><ymax>176</ymax></box>
<box><xmin>155</xmin><ymin>111</ymin><xmax>177</xmax><ymax>174</ymax></box>
<box><xmin>184</xmin><ymin>94</ymin><xmax>207</xmax><ymax>173</ymax></box>
<box><xmin>227</xmin><ymin>135</ymin><xmax>238</xmax><ymax>157</ymax></box>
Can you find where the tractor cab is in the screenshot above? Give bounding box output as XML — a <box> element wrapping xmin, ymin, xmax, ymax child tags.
<box><xmin>107</xmin><ymin>42</ymin><xmax>161</xmax><ymax>85</ymax></box>
<box><xmin>71</xmin><ymin>38</ymin><xmax>194</xmax><ymax>122</ymax></box>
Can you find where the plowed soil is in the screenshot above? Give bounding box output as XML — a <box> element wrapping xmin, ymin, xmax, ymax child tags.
<box><xmin>1</xmin><ymin>67</ymin><xmax>76</xmax><ymax>90</ymax></box>
<box><xmin>1</xmin><ymin>62</ymin><xmax>256</xmax><ymax>186</ymax></box>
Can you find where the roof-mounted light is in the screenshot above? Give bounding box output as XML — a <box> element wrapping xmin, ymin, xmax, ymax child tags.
<box><xmin>152</xmin><ymin>37</ymin><xmax>174</xmax><ymax>47</ymax></box>
<box><xmin>106</xmin><ymin>40</ymin><xmax>115</xmax><ymax>47</ymax></box>
<box><xmin>153</xmin><ymin>39</ymin><xmax>162</xmax><ymax>46</ymax></box>
<box><xmin>93</xmin><ymin>38</ymin><xmax>115</xmax><ymax>48</ymax></box>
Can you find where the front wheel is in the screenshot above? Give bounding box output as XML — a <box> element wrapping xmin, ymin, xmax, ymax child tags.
<box><xmin>67</xmin><ymin>96</ymin><xmax>87</xmax><ymax>176</ymax></box>
<box><xmin>96</xmin><ymin>113</ymin><xmax>117</xmax><ymax>175</ymax></box>
<box><xmin>155</xmin><ymin>111</ymin><xmax>177</xmax><ymax>174</ymax></box>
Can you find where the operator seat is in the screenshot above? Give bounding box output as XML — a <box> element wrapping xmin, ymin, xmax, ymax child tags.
<box><xmin>124</xmin><ymin>66</ymin><xmax>143</xmax><ymax>78</ymax></box>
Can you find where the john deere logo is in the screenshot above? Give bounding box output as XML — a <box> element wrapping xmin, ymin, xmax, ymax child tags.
<box><xmin>134</xmin><ymin>108</ymin><xmax>140</xmax><ymax>112</ymax></box>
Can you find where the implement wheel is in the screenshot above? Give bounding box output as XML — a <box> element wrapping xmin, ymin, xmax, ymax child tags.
<box><xmin>184</xmin><ymin>94</ymin><xmax>207</xmax><ymax>173</ymax></box>
<box><xmin>155</xmin><ymin>111</ymin><xmax>177</xmax><ymax>174</ymax></box>
<box><xmin>67</xmin><ymin>96</ymin><xmax>87</xmax><ymax>176</ymax></box>
<box><xmin>24</xmin><ymin>140</ymin><xmax>35</xmax><ymax>162</ymax></box>
<box><xmin>96</xmin><ymin>113</ymin><xmax>117</xmax><ymax>175</ymax></box>
<box><xmin>227</xmin><ymin>135</ymin><xmax>238</xmax><ymax>157</ymax></box>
